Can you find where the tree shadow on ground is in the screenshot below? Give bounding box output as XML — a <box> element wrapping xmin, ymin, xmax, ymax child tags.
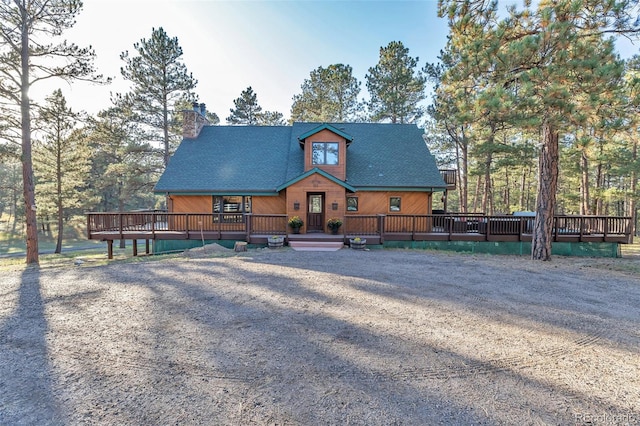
<box><xmin>0</xmin><ymin>266</ymin><xmax>61</xmax><ymax>424</ymax></box>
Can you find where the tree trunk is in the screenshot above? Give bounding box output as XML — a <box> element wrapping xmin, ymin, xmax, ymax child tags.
<box><xmin>20</xmin><ymin>7</ymin><xmax>38</xmax><ymax>265</ymax></box>
<box><xmin>519</xmin><ymin>167</ymin><xmax>527</xmax><ymax>211</ymax></box>
<box><xmin>482</xmin><ymin>152</ymin><xmax>493</xmax><ymax>215</ymax></box>
<box><xmin>55</xmin><ymin>144</ymin><xmax>63</xmax><ymax>254</ymax></box>
<box><xmin>503</xmin><ymin>168</ymin><xmax>510</xmax><ymax>213</ymax></box>
<box><xmin>532</xmin><ymin>120</ymin><xmax>559</xmax><ymax>261</ymax></box>
<box><xmin>629</xmin><ymin>137</ymin><xmax>637</xmax><ymax>242</ymax></box>
<box><xmin>55</xmin><ymin>205</ymin><xmax>63</xmax><ymax>254</ymax></box>
<box><xmin>458</xmin><ymin>126</ymin><xmax>469</xmax><ymax>212</ymax></box>
<box><xmin>119</xmin><ymin>198</ymin><xmax>126</xmax><ymax>249</ymax></box>
<box><xmin>595</xmin><ymin>160</ymin><xmax>604</xmax><ymax>215</ymax></box>
<box><xmin>163</xmin><ymin>94</ymin><xmax>170</xmax><ymax>167</ymax></box>
<box><xmin>580</xmin><ymin>150</ymin><xmax>590</xmax><ymax>215</ymax></box>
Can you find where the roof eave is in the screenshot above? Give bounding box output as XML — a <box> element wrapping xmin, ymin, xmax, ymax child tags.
<box><xmin>352</xmin><ymin>186</ymin><xmax>448</xmax><ymax>192</ymax></box>
<box><xmin>277</xmin><ymin>167</ymin><xmax>356</xmax><ymax>192</ymax></box>
<box><xmin>297</xmin><ymin>123</ymin><xmax>354</xmax><ymax>144</ymax></box>
<box><xmin>154</xmin><ymin>190</ymin><xmax>281</xmax><ymax>196</ymax></box>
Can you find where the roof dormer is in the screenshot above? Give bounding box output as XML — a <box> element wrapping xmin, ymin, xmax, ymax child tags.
<box><xmin>297</xmin><ymin>124</ymin><xmax>353</xmax><ymax>180</ymax></box>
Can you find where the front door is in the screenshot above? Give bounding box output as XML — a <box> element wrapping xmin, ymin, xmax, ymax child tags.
<box><xmin>307</xmin><ymin>193</ymin><xmax>324</xmax><ymax>232</ymax></box>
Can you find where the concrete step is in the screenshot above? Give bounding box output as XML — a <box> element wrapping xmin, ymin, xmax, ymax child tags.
<box><xmin>288</xmin><ymin>241</ymin><xmax>345</xmax><ymax>251</ymax></box>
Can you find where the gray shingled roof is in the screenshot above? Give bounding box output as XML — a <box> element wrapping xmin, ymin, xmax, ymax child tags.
<box><xmin>155</xmin><ymin>122</ymin><xmax>446</xmax><ymax>194</ymax></box>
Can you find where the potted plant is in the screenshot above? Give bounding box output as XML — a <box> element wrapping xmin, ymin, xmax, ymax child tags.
<box><xmin>327</xmin><ymin>217</ymin><xmax>343</xmax><ymax>234</ymax></box>
<box><xmin>267</xmin><ymin>235</ymin><xmax>284</xmax><ymax>248</ymax></box>
<box><xmin>288</xmin><ymin>216</ymin><xmax>303</xmax><ymax>233</ymax></box>
<box><xmin>349</xmin><ymin>236</ymin><xmax>367</xmax><ymax>250</ymax></box>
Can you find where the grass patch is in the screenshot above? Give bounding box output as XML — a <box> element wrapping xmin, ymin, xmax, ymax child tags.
<box><xmin>0</xmin><ymin>244</ymin><xmax>187</xmax><ymax>272</ymax></box>
<box><xmin>0</xmin><ymin>214</ymin><xmax>102</xmax><ymax>254</ymax></box>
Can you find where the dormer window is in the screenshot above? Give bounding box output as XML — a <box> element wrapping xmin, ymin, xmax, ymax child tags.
<box><xmin>312</xmin><ymin>142</ymin><xmax>339</xmax><ymax>165</ymax></box>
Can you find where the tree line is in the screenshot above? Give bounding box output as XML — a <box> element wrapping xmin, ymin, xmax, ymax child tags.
<box><xmin>425</xmin><ymin>0</ymin><xmax>639</xmax><ymax>259</ymax></box>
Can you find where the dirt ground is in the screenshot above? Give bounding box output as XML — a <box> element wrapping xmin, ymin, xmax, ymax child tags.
<box><xmin>1</xmin><ymin>246</ymin><xmax>639</xmax><ymax>425</ymax></box>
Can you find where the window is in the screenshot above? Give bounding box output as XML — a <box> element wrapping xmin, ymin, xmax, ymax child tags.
<box><xmin>347</xmin><ymin>196</ymin><xmax>358</xmax><ymax>212</ymax></box>
<box><xmin>213</xmin><ymin>196</ymin><xmax>252</xmax><ymax>223</ymax></box>
<box><xmin>312</xmin><ymin>142</ymin><xmax>339</xmax><ymax>165</ymax></box>
<box><xmin>213</xmin><ymin>196</ymin><xmax>252</xmax><ymax>213</ymax></box>
<box><xmin>389</xmin><ymin>197</ymin><xmax>401</xmax><ymax>212</ymax></box>
<box><xmin>309</xmin><ymin>194</ymin><xmax>322</xmax><ymax>213</ymax></box>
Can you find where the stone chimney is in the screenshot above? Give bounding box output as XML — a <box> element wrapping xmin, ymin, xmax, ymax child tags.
<box><xmin>183</xmin><ymin>101</ymin><xmax>210</xmax><ymax>138</ymax></box>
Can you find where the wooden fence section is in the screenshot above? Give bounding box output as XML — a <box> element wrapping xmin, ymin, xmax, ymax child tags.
<box><xmin>88</xmin><ymin>212</ymin><xmax>632</xmax><ymax>246</ymax></box>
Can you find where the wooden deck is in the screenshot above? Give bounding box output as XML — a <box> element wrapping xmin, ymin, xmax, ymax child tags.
<box><xmin>87</xmin><ymin>212</ymin><xmax>632</xmax><ymax>258</ymax></box>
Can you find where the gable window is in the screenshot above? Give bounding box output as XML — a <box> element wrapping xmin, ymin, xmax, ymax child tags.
<box><xmin>312</xmin><ymin>142</ymin><xmax>339</xmax><ymax>165</ymax></box>
<box><xmin>389</xmin><ymin>197</ymin><xmax>401</xmax><ymax>212</ymax></box>
<box><xmin>347</xmin><ymin>196</ymin><xmax>358</xmax><ymax>212</ymax></box>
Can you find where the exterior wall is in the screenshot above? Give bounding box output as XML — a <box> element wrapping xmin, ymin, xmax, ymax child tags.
<box><xmin>170</xmin><ymin>195</ymin><xmax>211</xmax><ymax>213</ymax></box>
<box><xmin>167</xmin><ymin>190</ymin><xmax>433</xmax><ymax>234</ymax></box>
<box><xmin>286</xmin><ymin>174</ymin><xmax>347</xmax><ymax>233</ymax></box>
<box><xmin>303</xmin><ymin>129</ymin><xmax>347</xmax><ymax>180</ymax></box>
<box><xmin>252</xmin><ymin>194</ymin><xmax>286</xmax><ymax>214</ymax></box>
<box><xmin>346</xmin><ymin>191</ymin><xmax>432</xmax><ymax>216</ymax></box>
<box><xmin>169</xmin><ymin>194</ymin><xmax>286</xmax><ymax>215</ymax></box>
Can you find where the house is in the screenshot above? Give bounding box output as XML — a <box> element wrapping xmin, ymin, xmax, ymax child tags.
<box><xmin>153</xmin><ymin>106</ymin><xmax>447</xmax><ymax>234</ymax></box>
<box><xmin>86</xmin><ymin>107</ymin><xmax>631</xmax><ymax>257</ymax></box>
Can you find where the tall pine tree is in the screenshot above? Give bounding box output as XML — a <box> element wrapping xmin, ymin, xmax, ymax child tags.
<box><xmin>366</xmin><ymin>41</ymin><xmax>427</xmax><ymax>124</ymax></box>
<box><xmin>119</xmin><ymin>27</ymin><xmax>197</xmax><ymax>168</ymax></box>
<box><xmin>439</xmin><ymin>0</ymin><xmax>639</xmax><ymax>260</ymax></box>
<box><xmin>0</xmin><ymin>0</ymin><xmax>105</xmax><ymax>264</ymax></box>
<box><xmin>227</xmin><ymin>86</ymin><xmax>284</xmax><ymax>125</ymax></box>
<box><xmin>291</xmin><ymin>64</ymin><xmax>363</xmax><ymax>122</ymax></box>
<box><xmin>34</xmin><ymin>90</ymin><xmax>91</xmax><ymax>253</ymax></box>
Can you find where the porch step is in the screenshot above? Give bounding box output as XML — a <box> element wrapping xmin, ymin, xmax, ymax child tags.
<box><xmin>288</xmin><ymin>241</ymin><xmax>345</xmax><ymax>252</ymax></box>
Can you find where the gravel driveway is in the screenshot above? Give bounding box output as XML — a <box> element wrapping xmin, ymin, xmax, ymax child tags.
<box><xmin>1</xmin><ymin>247</ymin><xmax>639</xmax><ymax>425</ymax></box>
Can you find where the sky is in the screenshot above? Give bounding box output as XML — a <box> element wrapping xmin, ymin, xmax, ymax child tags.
<box><xmin>44</xmin><ymin>0</ymin><xmax>450</xmax><ymax>122</ymax></box>
<box><xmin>37</xmin><ymin>0</ymin><xmax>639</xmax><ymax>122</ymax></box>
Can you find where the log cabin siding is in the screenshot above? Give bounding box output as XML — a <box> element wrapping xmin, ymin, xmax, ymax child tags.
<box><xmin>252</xmin><ymin>193</ymin><xmax>286</xmax><ymax>215</ymax></box>
<box><xmin>170</xmin><ymin>195</ymin><xmax>212</xmax><ymax>213</ymax></box>
<box><xmin>286</xmin><ymin>174</ymin><xmax>347</xmax><ymax>233</ymax></box>
<box><xmin>347</xmin><ymin>191</ymin><xmax>432</xmax><ymax>216</ymax></box>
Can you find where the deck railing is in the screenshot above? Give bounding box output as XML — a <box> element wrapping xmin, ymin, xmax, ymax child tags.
<box><xmin>87</xmin><ymin>212</ymin><xmax>633</xmax><ymax>244</ymax></box>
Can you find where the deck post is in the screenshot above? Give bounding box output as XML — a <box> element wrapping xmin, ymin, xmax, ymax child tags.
<box><xmin>486</xmin><ymin>217</ymin><xmax>491</xmax><ymax>241</ymax></box>
<box><xmin>378</xmin><ymin>214</ymin><xmax>386</xmax><ymax>244</ymax></box>
<box><xmin>132</xmin><ymin>239</ymin><xmax>138</xmax><ymax>257</ymax></box>
<box><xmin>107</xmin><ymin>240</ymin><xmax>113</xmax><ymax>260</ymax></box>
<box><xmin>518</xmin><ymin>217</ymin><xmax>523</xmax><ymax>241</ymax></box>
<box><xmin>412</xmin><ymin>215</ymin><xmax>416</xmax><ymax>241</ymax></box>
<box><xmin>119</xmin><ymin>213</ymin><xmax>123</xmax><ymax>242</ymax></box>
<box><xmin>245</xmin><ymin>213</ymin><xmax>252</xmax><ymax>242</ymax></box>
<box><xmin>145</xmin><ymin>239</ymin><xmax>150</xmax><ymax>254</ymax></box>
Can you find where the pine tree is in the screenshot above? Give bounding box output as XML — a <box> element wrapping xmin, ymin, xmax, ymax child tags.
<box><xmin>259</xmin><ymin>111</ymin><xmax>285</xmax><ymax>126</ymax></box>
<box><xmin>87</xmin><ymin>106</ymin><xmax>160</xmax><ymax>214</ymax></box>
<box><xmin>34</xmin><ymin>90</ymin><xmax>91</xmax><ymax>253</ymax></box>
<box><xmin>366</xmin><ymin>41</ymin><xmax>427</xmax><ymax>124</ymax></box>
<box><xmin>227</xmin><ymin>87</ymin><xmax>261</xmax><ymax>125</ymax></box>
<box><xmin>226</xmin><ymin>86</ymin><xmax>284</xmax><ymax>125</ymax></box>
<box><xmin>291</xmin><ymin>64</ymin><xmax>363</xmax><ymax>122</ymax></box>
<box><xmin>119</xmin><ymin>27</ymin><xmax>198</xmax><ymax>168</ymax></box>
<box><xmin>0</xmin><ymin>0</ymin><xmax>105</xmax><ymax>264</ymax></box>
<box><xmin>438</xmin><ymin>0</ymin><xmax>639</xmax><ymax>260</ymax></box>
